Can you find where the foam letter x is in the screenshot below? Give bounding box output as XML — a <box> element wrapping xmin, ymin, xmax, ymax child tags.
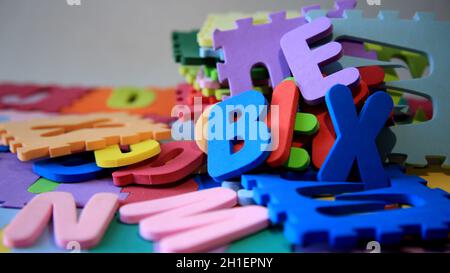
<box><xmin>318</xmin><ymin>84</ymin><xmax>393</xmax><ymax>189</ymax></box>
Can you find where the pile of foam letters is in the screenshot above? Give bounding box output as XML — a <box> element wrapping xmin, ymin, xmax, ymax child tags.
<box><xmin>0</xmin><ymin>0</ymin><xmax>448</xmax><ymax>253</ymax></box>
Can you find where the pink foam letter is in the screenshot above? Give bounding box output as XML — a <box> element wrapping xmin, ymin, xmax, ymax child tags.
<box><xmin>3</xmin><ymin>192</ymin><xmax>119</xmax><ymax>249</ymax></box>
<box><xmin>120</xmin><ymin>188</ymin><xmax>268</xmax><ymax>253</ymax></box>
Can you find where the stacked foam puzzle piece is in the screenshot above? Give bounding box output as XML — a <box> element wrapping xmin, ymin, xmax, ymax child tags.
<box><xmin>0</xmin><ymin>0</ymin><xmax>449</xmax><ymax>253</ymax></box>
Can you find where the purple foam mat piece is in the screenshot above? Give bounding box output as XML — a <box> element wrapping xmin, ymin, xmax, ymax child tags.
<box><xmin>55</xmin><ymin>177</ymin><xmax>128</xmax><ymax>207</ymax></box>
<box><xmin>327</xmin><ymin>0</ymin><xmax>357</xmax><ymax>18</ymax></box>
<box><xmin>340</xmin><ymin>40</ymin><xmax>378</xmax><ymax>60</ymax></box>
<box><xmin>212</xmin><ymin>1</ymin><xmax>357</xmax><ymax>98</ymax></box>
<box><xmin>0</xmin><ymin>153</ymin><xmax>39</xmax><ymax>208</ymax></box>
<box><xmin>213</xmin><ymin>10</ymin><xmax>313</xmax><ymax>97</ymax></box>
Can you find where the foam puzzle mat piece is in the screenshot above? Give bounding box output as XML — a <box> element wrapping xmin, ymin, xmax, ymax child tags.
<box><xmin>0</xmin><ymin>145</ymin><xmax>9</xmax><ymax>152</ymax></box>
<box><xmin>0</xmin><ymin>208</ymin><xmax>18</xmax><ymax>228</ymax></box>
<box><xmin>107</xmin><ymin>87</ymin><xmax>156</xmax><ymax>109</ymax></box>
<box><xmin>280</xmin><ymin>17</ymin><xmax>360</xmax><ymax>104</ymax></box>
<box><xmin>172</xmin><ymin>30</ymin><xmax>217</xmax><ymax>66</ymax></box>
<box><xmin>406</xmin><ymin>165</ymin><xmax>450</xmax><ymax>193</ymax></box>
<box><xmin>306</xmin><ymin>9</ymin><xmax>450</xmax><ymax>165</ymax></box>
<box><xmin>196</xmin><ymin>68</ymin><xmax>221</xmax><ymax>90</ymax></box>
<box><xmin>0</xmin><ymin>110</ymin><xmax>55</xmax><ymax>122</ymax></box>
<box><xmin>199</xmin><ymin>47</ymin><xmax>224</xmax><ymax>60</ymax></box>
<box><xmin>174</xmin><ymin>83</ymin><xmax>211</xmax><ymax>121</ymax></box>
<box><xmin>94</xmin><ymin>139</ymin><xmax>161</xmax><ymax>168</ymax></box>
<box><xmin>0</xmin><ymin>84</ymin><xmax>88</xmax><ymax>112</ymax></box>
<box><xmin>237</xmin><ymin>189</ymin><xmax>256</xmax><ymax>206</ymax></box>
<box><xmin>198</xmin><ymin>12</ymin><xmax>276</xmax><ymax>48</ymax></box>
<box><xmin>55</xmin><ymin>177</ymin><xmax>128</xmax><ymax>208</ymax></box>
<box><xmin>33</xmin><ymin>152</ymin><xmax>105</xmax><ymax>182</ymax></box>
<box><xmin>62</xmin><ymin>87</ymin><xmax>176</xmax><ymax>117</ymax></box>
<box><xmin>226</xmin><ymin>228</ymin><xmax>291</xmax><ymax>253</ymax></box>
<box><xmin>221</xmin><ymin>181</ymin><xmax>242</xmax><ymax>192</ymax></box>
<box><xmin>213</xmin><ymin>11</ymin><xmax>310</xmax><ymax>97</ymax></box>
<box><xmin>112</xmin><ymin>141</ymin><xmax>205</xmax><ymax>186</ymax></box>
<box><xmin>0</xmin><ymin>112</ymin><xmax>170</xmax><ymax>161</ymax></box>
<box><xmin>318</xmin><ymin>85</ymin><xmax>393</xmax><ymax>189</ymax></box>
<box><xmin>0</xmin><ymin>229</ymin><xmax>10</xmax><ymax>253</ymax></box>
<box><xmin>89</xmin><ymin>214</ymin><xmax>153</xmax><ymax>253</ymax></box>
<box><xmin>327</xmin><ymin>0</ymin><xmax>357</xmax><ymax>18</ymax></box>
<box><xmin>340</xmin><ymin>40</ymin><xmax>378</xmax><ymax>60</ymax></box>
<box><xmin>243</xmin><ymin>166</ymin><xmax>450</xmax><ymax>248</ymax></box>
<box><xmin>197</xmin><ymin>0</ymin><xmax>356</xmax><ymax>48</ymax></box>
<box><xmin>0</xmin><ymin>153</ymin><xmax>39</xmax><ymax>208</ymax></box>
<box><xmin>27</xmin><ymin>178</ymin><xmax>59</xmax><ymax>194</ymax></box>
<box><xmin>179</xmin><ymin>66</ymin><xmax>200</xmax><ymax>85</ymax></box>
<box><xmin>120</xmin><ymin>177</ymin><xmax>198</xmax><ymax>205</ymax></box>
<box><xmin>3</xmin><ymin>192</ymin><xmax>119</xmax><ymax>249</ymax></box>
<box><xmin>365</xmin><ymin>42</ymin><xmax>429</xmax><ymax>79</ymax></box>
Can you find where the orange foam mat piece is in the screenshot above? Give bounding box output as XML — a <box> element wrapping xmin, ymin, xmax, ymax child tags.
<box><xmin>0</xmin><ymin>112</ymin><xmax>171</xmax><ymax>161</ymax></box>
<box><xmin>62</xmin><ymin>87</ymin><xmax>177</xmax><ymax>117</ymax></box>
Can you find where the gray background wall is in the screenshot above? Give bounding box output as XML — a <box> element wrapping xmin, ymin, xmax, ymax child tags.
<box><xmin>0</xmin><ymin>0</ymin><xmax>448</xmax><ymax>88</ymax></box>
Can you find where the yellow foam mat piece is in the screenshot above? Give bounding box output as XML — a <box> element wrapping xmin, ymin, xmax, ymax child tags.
<box><xmin>94</xmin><ymin>139</ymin><xmax>161</xmax><ymax>168</ymax></box>
<box><xmin>406</xmin><ymin>165</ymin><xmax>450</xmax><ymax>193</ymax></box>
<box><xmin>0</xmin><ymin>229</ymin><xmax>11</xmax><ymax>253</ymax></box>
<box><xmin>197</xmin><ymin>11</ymin><xmax>301</xmax><ymax>48</ymax></box>
<box><xmin>179</xmin><ymin>66</ymin><xmax>200</xmax><ymax>85</ymax></box>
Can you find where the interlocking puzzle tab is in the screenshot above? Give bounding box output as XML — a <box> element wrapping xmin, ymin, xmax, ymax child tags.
<box><xmin>280</xmin><ymin>17</ymin><xmax>360</xmax><ymax>105</ymax></box>
<box><xmin>0</xmin><ymin>112</ymin><xmax>170</xmax><ymax>161</ymax></box>
<box><xmin>318</xmin><ymin>85</ymin><xmax>393</xmax><ymax>189</ymax></box>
